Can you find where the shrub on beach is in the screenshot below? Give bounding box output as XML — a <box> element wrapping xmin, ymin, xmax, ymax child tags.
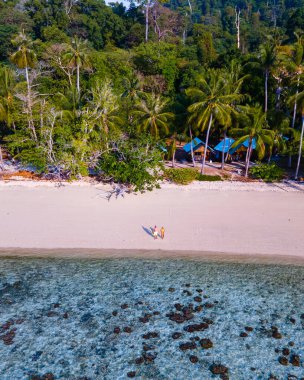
<box><xmin>249</xmin><ymin>163</ymin><xmax>284</xmax><ymax>182</ymax></box>
<box><xmin>164</xmin><ymin>168</ymin><xmax>222</xmax><ymax>184</ymax></box>
<box><xmin>196</xmin><ymin>174</ymin><xmax>222</xmax><ymax>181</ymax></box>
<box><xmin>97</xmin><ymin>135</ymin><xmax>163</xmax><ymax>192</ymax></box>
<box><xmin>164</xmin><ymin>168</ymin><xmax>198</xmax><ymax>184</ymax></box>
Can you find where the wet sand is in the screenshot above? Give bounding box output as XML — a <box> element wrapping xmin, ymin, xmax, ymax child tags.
<box><xmin>0</xmin><ymin>183</ymin><xmax>303</xmax><ymax>260</ymax></box>
<box><xmin>0</xmin><ymin>248</ymin><xmax>304</xmax><ymax>266</ymax></box>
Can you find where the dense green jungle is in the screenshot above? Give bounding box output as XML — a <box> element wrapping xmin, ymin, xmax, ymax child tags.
<box><xmin>0</xmin><ymin>0</ymin><xmax>304</xmax><ymax>189</ymax></box>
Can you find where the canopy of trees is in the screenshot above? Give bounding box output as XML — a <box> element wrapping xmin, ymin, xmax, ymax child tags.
<box><xmin>0</xmin><ymin>0</ymin><xmax>304</xmax><ymax>187</ymax></box>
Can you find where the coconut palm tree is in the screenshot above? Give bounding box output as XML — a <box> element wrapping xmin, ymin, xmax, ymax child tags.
<box><xmin>0</xmin><ymin>102</ymin><xmax>6</xmax><ymax>168</ymax></box>
<box><xmin>122</xmin><ymin>75</ymin><xmax>143</xmax><ymax>123</ymax></box>
<box><xmin>10</xmin><ymin>31</ymin><xmax>37</xmax><ymax>141</ymax></box>
<box><xmin>63</xmin><ymin>37</ymin><xmax>91</xmax><ymax>96</ymax></box>
<box><xmin>0</xmin><ymin>67</ymin><xmax>16</xmax><ymax>129</ymax></box>
<box><xmin>289</xmin><ymin>90</ymin><xmax>304</xmax><ymax>179</ymax></box>
<box><xmin>133</xmin><ymin>93</ymin><xmax>174</xmax><ymax>139</ymax></box>
<box><xmin>0</xmin><ymin>67</ymin><xmax>16</xmax><ymax>168</ymax></box>
<box><xmin>186</xmin><ymin>69</ymin><xmax>245</xmax><ymax>174</ymax></box>
<box><xmin>267</xmin><ymin>112</ymin><xmax>294</xmax><ymax>162</ymax></box>
<box><xmin>231</xmin><ymin>105</ymin><xmax>275</xmax><ymax>177</ymax></box>
<box><xmin>287</xmin><ymin>33</ymin><xmax>304</xmax><ymax>127</ymax></box>
<box><xmin>282</xmin><ymin>33</ymin><xmax>304</xmax><ymax>167</ymax></box>
<box><xmin>86</xmin><ymin>80</ymin><xmax>123</xmax><ymax>148</ymax></box>
<box><xmin>220</xmin><ymin>61</ymin><xmax>249</xmax><ymax>169</ymax></box>
<box><xmin>259</xmin><ymin>42</ymin><xmax>277</xmax><ymax>113</ymax></box>
<box><xmin>247</xmin><ymin>41</ymin><xmax>279</xmax><ymax>113</ymax></box>
<box><xmin>10</xmin><ymin>31</ymin><xmax>36</xmax><ymax>95</ymax></box>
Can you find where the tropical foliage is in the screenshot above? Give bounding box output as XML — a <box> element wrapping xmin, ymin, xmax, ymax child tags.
<box><xmin>250</xmin><ymin>163</ymin><xmax>285</xmax><ymax>182</ymax></box>
<box><xmin>0</xmin><ymin>0</ymin><xmax>304</xmax><ymax>188</ymax></box>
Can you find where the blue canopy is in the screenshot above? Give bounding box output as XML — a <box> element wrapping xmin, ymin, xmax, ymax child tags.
<box><xmin>183</xmin><ymin>138</ymin><xmax>214</xmax><ymax>154</ymax></box>
<box><xmin>229</xmin><ymin>137</ymin><xmax>256</xmax><ymax>155</ymax></box>
<box><xmin>214</xmin><ymin>138</ymin><xmax>235</xmax><ymax>153</ymax></box>
<box><xmin>183</xmin><ymin>138</ymin><xmax>204</xmax><ymax>153</ymax></box>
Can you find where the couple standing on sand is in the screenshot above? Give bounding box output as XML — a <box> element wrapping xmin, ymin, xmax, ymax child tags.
<box><xmin>153</xmin><ymin>226</ymin><xmax>165</xmax><ymax>240</ymax></box>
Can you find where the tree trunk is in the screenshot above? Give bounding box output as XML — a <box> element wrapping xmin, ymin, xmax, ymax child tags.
<box><xmin>25</xmin><ymin>65</ymin><xmax>30</xmax><ymax>95</ymax></box>
<box><xmin>25</xmin><ymin>65</ymin><xmax>37</xmax><ymax>142</ymax></box>
<box><xmin>245</xmin><ymin>139</ymin><xmax>253</xmax><ymax>177</ymax></box>
<box><xmin>268</xmin><ymin>151</ymin><xmax>272</xmax><ymax>163</ymax></box>
<box><xmin>182</xmin><ymin>29</ymin><xmax>186</xmax><ymax>44</ymax></box>
<box><xmin>292</xmin><ymin>76</ymin><xmax>300</xmax><ymax>129</ymax></box>
<box><xmin>0</xmin><ymin>145</ymin><xmax>3</xmax><ymax>170</ymax></box>
<box><xmin>221</xmin><ymin>131</ymin><xmax>226</xmax><ymax>170</ymax></box>
<box><xmin>289</xmin><ymin>75</ymin><xmax>300</xmax><ymax>168</ymax></box>
<box><xmin>172</xmin><ymin>147</ymin><xmax>176</xmax><ymax>168</ymax></box>
<box><xmin>145</xmin><ymin>1</ymin><xmax>149</xmax><ymax>42</ymax></box>
<box><xmin>265</xmin><ymin>70</ymin><xmax>268</xmax><ymax>113</ymax></box>
<box><xmin>272</xmin><ymin>0</ymin><xmax>277</xmax><ymax>27</ymax></box>
<box><xmin>235</xmin><ymin>7</ymin><xmax>241</xmax><ymax>50</ymax></box>
<box><xmin>68</xmin><ymin>72</ymin><xmax>73</xmax><ymax>88</ymax></box>
<box><xmin>201</xmin><ymin>113</ymin><xmax>213</xmax><ymax>174</ymax></box>
<box><xmin>189</xmin><ymin>126</ymin><xmax>195</xmax><ymax>167</ymax></box>
<box><xmin>76</xmin><ymin>63</ymin><xmax>80</xmax><ymax>94</ymax></box>
<box><xmin>295</xmin><ymin>116</ymin><xmax>304</xmax><ymax>180</ymax></box>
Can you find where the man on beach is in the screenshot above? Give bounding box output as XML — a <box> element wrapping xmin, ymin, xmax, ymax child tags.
<box><xmin>153</xmin><ymin>226</ymin><xmax>158</xmax><ymax>240</ymax></box>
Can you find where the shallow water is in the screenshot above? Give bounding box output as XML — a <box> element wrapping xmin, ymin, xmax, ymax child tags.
<box><xmin>0</xmin><ymin>258</ymin><xmax>303</xmax><ymax>380</ymax></box>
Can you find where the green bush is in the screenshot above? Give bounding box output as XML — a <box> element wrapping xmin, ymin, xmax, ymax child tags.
<box><xmin>197</xmin><ymin>174</ymin><xmax>222</xmax><ymax>181</ymax></box>
<box><xmin>165</xmin><ymin>168</ymin><xmax>198</xmax><ymax>185</ymax></box>
<box><xmin>98</xmin><ymin>136</ymin><xmax>163</xmax><ymax>192</ymax></box>
<box><xmin>249</xmin><ymin>163</ymin><xmax>284</xmax><ymax>182</ymax></box>
<box><xmin>165</xmin><ymin>168</ymin><xmax>222</xmax><ymax>184</ymax></box>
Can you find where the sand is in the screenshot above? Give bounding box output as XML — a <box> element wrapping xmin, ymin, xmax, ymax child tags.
<box><xmin>0</xmin><ymin>180</ymin><xmax>303</xmax><ymax>261</ymax></box>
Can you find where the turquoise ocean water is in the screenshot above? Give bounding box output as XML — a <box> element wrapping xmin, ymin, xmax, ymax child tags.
<box><xmin>0</xmin><ymin>257</ymin><xmax>303</xmax><ymax>380</ymax></box>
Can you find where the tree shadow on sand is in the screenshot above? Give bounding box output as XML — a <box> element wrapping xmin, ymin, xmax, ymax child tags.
<box><xmin>142</xmin><ymin>226</ymin><xmax>154</xmax><ymax>238</ymax></box>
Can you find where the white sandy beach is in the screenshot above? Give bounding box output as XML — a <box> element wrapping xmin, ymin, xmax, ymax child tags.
<box><xmin>0</xmin><ymin>180</ymin><xmax>303</xmax><ymax>260</ymax></box>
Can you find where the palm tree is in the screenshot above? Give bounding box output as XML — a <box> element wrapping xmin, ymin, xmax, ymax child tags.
<box><xmin>86</xmin><ymin>80</ymin><xmax>122</xmax><ymax>148</ymax></box>
<box><xmin>186</xmin><ymin>69</ymin><xmax>244</xmax><ymax>174</ymax></box>
<box><xmin>10</xmin><ymin>31</ymin><xmax>36</xmax><ymax>95</ymax></box>
<box><xmin>0</xmin><ymin>67</ymin><xmax>16</xmax><ymax>168</ymax></box>
<box><xmin>133</xmin><ymin>93</ymin><xmax>174</xmax><ymax>139</ymax></box>
<box><xmin>64</xmin><ymin>37</ymin><xmax>91</xmax><ymax>96</ymax></box>
<box><xmin>268</xmin><ymin>113</ymin><xmax>293</xmax><ymax>162</ymax></box>
<box><xmin>122</xmin><ymin>75</ymin><xmax>143</xmax><ymax>123</ymax></box>
<box><xmin>0</xmin><ymin>67</ymin><xmax>16</xmax><ymax>129</ymax></box>
<box><xmin>220</xmin><ymin>61</ymin><xmax>248</xmax><ymax>169</ymax></box>
<box><xmin>288</xmin><ymin>33</ymin><xmax>304</xmax><ymax>127</ymax></box>
<box><xmin>283</xmin><ymin>33</ymin><xmax>304</xmax><ymax>167</ymax></box>
<box><xmin>259</xmin><ymin>42</ymin><xmax>277</xmax><ymax>113</ymax></box>
<box><xmin>231</xmin><ymin>105</ymin><xmax>275</xmax><ymax>177</ymax></box>
<box><xmin>0</xmin><ymin>102</ymin><xmax>6</xmax><ymax>168</ymax></box>
<box><xmin>247</xmin><ymin>39</ymin><xmax>278</xmax><ymax>113</ymax></box>
<box><xmin>10</xmin><ymin>31</ymin><xmax>37</xmax><ymax>141</ymax></box>
<box><xmin>289</xmin><ymin>90</ymin><xmax>304</xmax><ymax>179</ymax></box>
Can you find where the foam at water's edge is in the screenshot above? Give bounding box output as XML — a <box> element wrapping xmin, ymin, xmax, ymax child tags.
<box><xmin>0</xmin><ymin>247</ymin><xmax>304</xmax><ymax>266</ymax></box>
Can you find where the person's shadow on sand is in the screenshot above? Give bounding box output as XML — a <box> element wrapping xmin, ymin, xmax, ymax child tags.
<box><xmin>142</xmin><ymin>226</ymin><xmax>154</xmax><ymax>238</ymax></box>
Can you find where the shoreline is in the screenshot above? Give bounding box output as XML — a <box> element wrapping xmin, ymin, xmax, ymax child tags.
<box><xmin>1</xmin><ymin>248</ymin><xmax>304</xmax><ymax>266</ymax></box>
<box><xmin>0</xmin><ymin>178</ymin><xmax>304</xmax><ymax>192</ymax></box>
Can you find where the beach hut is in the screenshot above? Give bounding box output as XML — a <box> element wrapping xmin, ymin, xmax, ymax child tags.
<box><xmin>183</xmin><ymin>138</ymin><xmax>214</xmax><ymax>161</ymax></box>
<box><xmin>229</xmin><ymin>138</ymin><xmax>256</xmax><ymax>156</ymax></box>
<box><xmin>213</xmin><ymin>138</ymin><xmax>235</xmax><ymax>160</ymax></box>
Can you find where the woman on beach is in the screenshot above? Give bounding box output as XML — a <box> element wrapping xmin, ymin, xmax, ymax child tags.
<box><xmin>160</xmin><ymin>226</ymin><xmax>165</xmax><ymax>240</ymax></box>
<box><xmin>153</xmin><ymin>226</ymin><xmax>158</xmax><ymax>240</ymax></box>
